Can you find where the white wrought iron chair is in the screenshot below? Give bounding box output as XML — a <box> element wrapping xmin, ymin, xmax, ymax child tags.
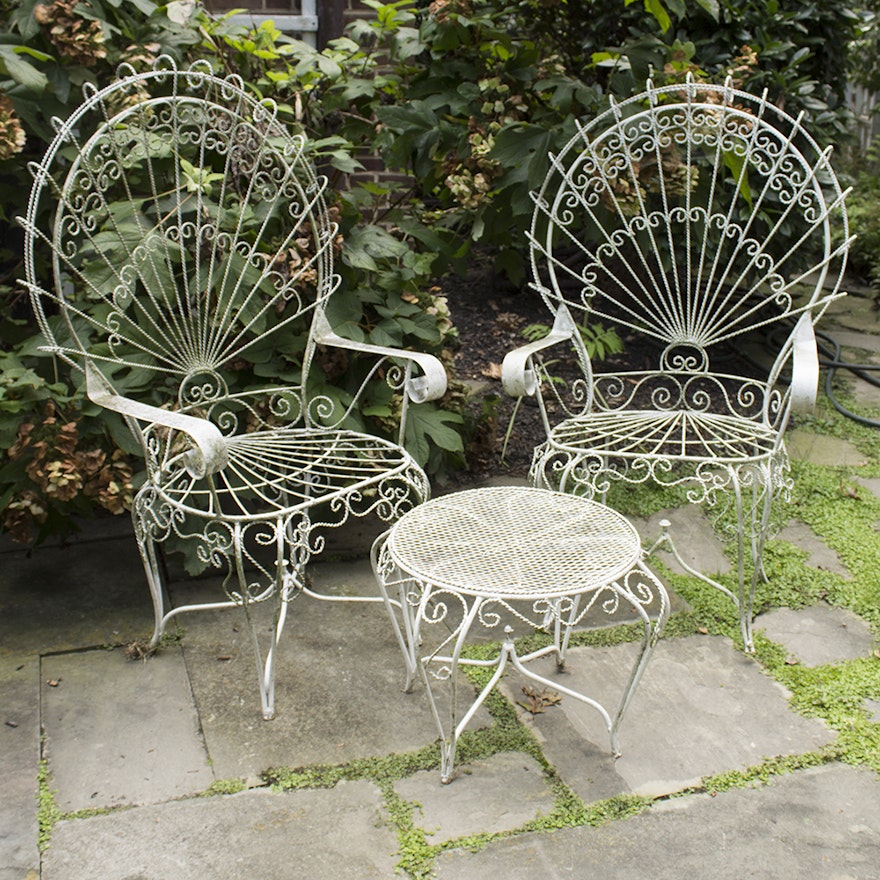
<box><xmin>20</xmin><ymin>60</ymin><xmax>447</xmax><ymax>719</ymax></box>
<box><xmin>502</xmin><ymin>76</ymin><xmax>851</xmax><ymax>651</ymax></box>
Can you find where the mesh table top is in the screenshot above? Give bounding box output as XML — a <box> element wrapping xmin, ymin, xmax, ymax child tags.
<box><xmin>385</xmin><ymin>486</ymin><xmax>642</xmax><ymax>599</ymax></box>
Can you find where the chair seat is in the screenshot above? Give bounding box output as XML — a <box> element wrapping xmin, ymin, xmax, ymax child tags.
<box><xmin>546</xmin><ymin>410</ymin><xmax>780</xmax><ymax>465</ymax></box>
<box><xmin>151</xmin><ymin>427</ymin><xmax>422</xmax><ymax>519</ymax></box>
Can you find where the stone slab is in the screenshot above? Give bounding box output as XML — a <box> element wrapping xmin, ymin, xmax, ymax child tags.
<box><xmin>756</xmin><ymin>604</ymin><xmax>876</xmax><ymax>666</ymax></box>
<box><xmin>826</xmin><ymin>328</ymin><xmax>880</xmax><ymax>356</ymax></box>
<box><xmin>0</xmin><ymin>533</ymin><xmax>153</xmax><ymax>657</ymax></box>
<box><xmin>786</xmin><ymin>430</ymin><xmax>867</xmax><ymax>467</ymax></box>
<box><xmin>776</xmin><ymin>521</ymin><xmax>851</xmax><ymax>579</ymax></box>
<box><xmin>42</xmin><ymin>780</ymin><xmax>398</xmax><ymax>880</ymax></box>
<box><xmin>502</xmin><ymin>635</ymin><xmax>833</xmax><ymax>800</ymax></box>
<box><xmin>435</xmin><ymin>763</ymin><xmax>880</xmax><ymax>880</ymax></box>
<box><xmin>42</xmin><ymin>648</ymin><xmax>214</xmax><ymax>812</ymax></box>
<box><xmin>395</xmin><ymin>752</ymin><xmax>554</xmax><ymax>843</ymax></box>
<box><xmin>0</xmin><ymin>657</ymin><xmax>40</xmax><ymax>880</ymax></box>
<box><xmin>856</xmin><ymin>476</ymin><xmax>880</xmax><ymax>502</ymax></box>
<box><xmin>173</xmin><ymin>558</ymin><xmax>488</xmax><ymax>779</ymax></box>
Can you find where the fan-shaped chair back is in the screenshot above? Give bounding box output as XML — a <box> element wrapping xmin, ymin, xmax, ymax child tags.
<box><xmin>529</xmin><ymin>76</ymin><xmax>850</xmax><ymax>374</ymax></box>
<box><xmin>22</xmin><ymin>61</ymin><xmax>336</xmax><ymax>456</ymax></box>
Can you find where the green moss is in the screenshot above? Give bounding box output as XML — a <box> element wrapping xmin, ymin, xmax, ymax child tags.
<box><xmin>697</xmin><ymin>750</ymin><xmax>835</xmax><ymax>795</ymax></box>
<box><xmin>202</xmin><ymin>777</ymin><xmax>247</xmax><ymax>796</ymax></box>
<box><xmin>36</xmin><ymin>760</ymin><xmax>61</xmax><ymax>853</ymax></box>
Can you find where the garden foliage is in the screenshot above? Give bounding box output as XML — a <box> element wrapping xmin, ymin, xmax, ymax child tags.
<box><xmin>0</xmin><ymin>0</ymin><xmax>866</xmax><ymax>546</ymax></box>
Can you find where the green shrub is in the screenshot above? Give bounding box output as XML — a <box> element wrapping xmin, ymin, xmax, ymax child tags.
<box><xmin>0</xmin><ymin>0</ymin><xmax>866</xmax><ymax>546</ymax></box>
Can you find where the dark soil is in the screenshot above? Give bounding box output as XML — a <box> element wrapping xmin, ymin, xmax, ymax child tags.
<box><xmin>438</xmin><ymin>259</ymin><xmax>557</xmax><ymax>486</ymax></box>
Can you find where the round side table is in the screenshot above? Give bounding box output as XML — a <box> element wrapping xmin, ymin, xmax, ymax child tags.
<box><xmin>371</xmin><ymin>486</ymin><xmax>669</xmax><ymax>783</ymax></box>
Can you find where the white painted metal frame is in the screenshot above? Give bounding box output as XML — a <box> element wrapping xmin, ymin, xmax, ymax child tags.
<box><xmin>372</xmin><ymin>487</ymin><xmax>669</xmax><ymax>783</ymax></box>
<box><xmin>503</xmin><ymin>76</ymin><xmax>852</xmax><ymax>651</ymax></box>
<box><xmin>20</xmin><ymin>59</ymin><xmax>447</xmax><ymax>720</ymax></box>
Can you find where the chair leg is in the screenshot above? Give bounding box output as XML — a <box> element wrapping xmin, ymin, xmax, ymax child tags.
<box><xmin>132</xmin><ymin>503</ymin><xmax>170</xmax><ymax>649</ymax></box>
<box><xmin>230</xmin><ymin>521</ymin><xmax>295</xmax><ymax>722</ymax></box>
<box><xmin>729</xmin><ymin>475</ymin><xmax>755</xmax><ymax>653</ymax></box>
<box><xmin>647</xmin><ymin>463</ymin><xmax>781</xmax><ymax>654</ymax></box>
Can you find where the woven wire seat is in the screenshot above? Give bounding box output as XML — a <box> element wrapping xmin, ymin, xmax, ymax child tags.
<box><xmin>152</xmin><ymin>428</ymin><xmax>422</xmax><ymax>518</ymax></box>
<box><xmin>503</xmin><ymin>75</ymin><xmax>852</xmax><ymax>651</ymax></box>
<box><xmin>20</xmin><ymin>59</ymin><xmax>447</xmax><ymax>720</ymax></box>
<box><xmin>384</xmin><ymin>486</ymin><xmax>641</xmax><ymax>598</ymax></box>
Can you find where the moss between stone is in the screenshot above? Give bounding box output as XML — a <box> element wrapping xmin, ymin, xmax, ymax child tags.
<box><xmin>36</xmin><ymin>760</ymin><xmax>61</xmax><ymax>854</ymax></box>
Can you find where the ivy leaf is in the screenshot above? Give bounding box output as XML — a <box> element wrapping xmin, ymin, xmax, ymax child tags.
<box><xmin>722</xmin><ymin>150</ymin><xmax>752</xmax><ymax>206</ymax></box>
<box><xmin>179</xmin><ymin>158</ymin><xmax>225</xmax><ymax>196</ymax></box>
<box><xmin>643</xmin><ymin>0</ymin><xmax>672</xmax><ymax>33</ymax></box>
<box><xmin>342</xmin><ymin>224</ymin><xmax>409</xmax><ymax>272</ymax></box>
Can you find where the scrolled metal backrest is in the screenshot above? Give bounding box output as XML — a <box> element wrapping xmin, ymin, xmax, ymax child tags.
<box><xmin>21</xmin><ymin>59</ymin><xmax>337</xmax><ymax>437</ymax></box>
<box><xmin>529</xmin><ymin>76</ymin><xmax>851</xmax><ymax>375</ymax></box>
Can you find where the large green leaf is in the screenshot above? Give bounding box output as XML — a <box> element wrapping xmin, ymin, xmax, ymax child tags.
<box><xmin>0</xmin><ymin>45</ymin><xmax>49</xmax><ymax>92</ymax></box>
<box><xmin>404</xmin><ymin>406</ymin><xmax>464</xmax><ymax>465</ymax></box>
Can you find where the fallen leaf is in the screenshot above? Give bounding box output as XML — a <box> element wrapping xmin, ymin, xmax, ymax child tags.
<box><xmin>125</xmin><ymin>640</ymin><xmax>155</xmax><ymax>662</ymax></box>
<box><xmin>481</xmin><ymin>362</ymin><xmax>503</xmax><ymax>380</ymax></box>
<box><xmin>517</xmin><ymin>700</ymin><xmax>545</xmax><ymax>714</ymax></box>
<box><xmin>5</xmin><ymin>720</ymin><xmax>18</xmax><ymax>728</ymax></box>
<box><xmin>495</xmin><ymin>311</ymin><xmax>525</xmax><ymax>331</ymax></box>
<box><xmin>698</xmin><ymin>627</ymin><xmax>709</xmax><ymax>635</ymax></box>
<box><xmin>518</xmin><ymin>685</ymin><xmax>563</xmax><ymax>714</ymax></box>
<box><xmin>46</xmin><ymin>679</ymin><xmax>60</xmax><ymax>687</ymax></box>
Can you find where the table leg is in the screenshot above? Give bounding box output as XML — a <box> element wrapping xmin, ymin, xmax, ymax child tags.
<box><xmin>608</xmin><ymin>561</ymin><xmax>670</xmax><ymax>745</ymax></box>
<box><xmin>371</xmin><ymin>533</ymin><xmax>419</xmax><ymax>692</ymax></box>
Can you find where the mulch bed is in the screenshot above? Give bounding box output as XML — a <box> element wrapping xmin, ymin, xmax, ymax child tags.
<box><xmin>438</xmin><ymin>258</ymin><xmax>562</xmax><ymax>486</ymax></box>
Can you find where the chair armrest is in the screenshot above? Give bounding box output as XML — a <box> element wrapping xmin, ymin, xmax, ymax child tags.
<box><xmin>788</xmin><ymin>312</ymin><xmax>820</xmax><ymax>414</ymax></box>
<box><xmin>85</xmin><ymin>360</ymin><xmax>229</xmax><ymax>478</ymax></box>
<box><xmin>502</xmin><ymin>305</ymin><xmax>579</xmax><ymax>397</ymax></box>
<box><xmin>312</xmin><ymin>309</ymin><xmax>448</xmax><ymax>403</ymax></box>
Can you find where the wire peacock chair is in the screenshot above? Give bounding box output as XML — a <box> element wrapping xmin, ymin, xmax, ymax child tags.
<box><xmin>20</xmin><ymin>59</ymin><xmax>448</xmax><ymax>719</ymax></box>
<box><xmin>502</xmin><ymin>75</ymin><xmax>852</xmax><ymax>651</ymax></box>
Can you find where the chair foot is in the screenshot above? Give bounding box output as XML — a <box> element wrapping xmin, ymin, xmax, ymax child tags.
<box><xmin>649</xmin><ymin>519</ymin><xmax>757</xmax><ymax>653</ymax></box>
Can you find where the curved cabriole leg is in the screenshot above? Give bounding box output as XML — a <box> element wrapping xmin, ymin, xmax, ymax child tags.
<box><xmin>131</xmin><ymin>489</ymin><xmax>170</xmax><ymax>649</ymax></box>
<box><xmin>230</xmin><ymin>519</ymin><xmax>292</xmax><ymax>722</ymax></box>
<box><xmin>371</xmin><ymin>533</ymin><xmax>419</xmax><ymax>693</ymax></box>
<box><xmin>138</xmin><ymin>525</ymin><xmax>169</xmax><ymax>649</ymax></box>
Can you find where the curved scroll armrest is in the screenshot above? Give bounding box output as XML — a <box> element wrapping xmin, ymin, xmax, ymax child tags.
<box><xmin>312</xmin><ymin>309</ymin><xmax>448</xmax><ymax>404</ymax></box>
<box><xmin>85</xmin><ymin>360</ymin><xmax>229</xmax><ymax>478</ymax></box>
<box><xmin>501</xmin><ymin>305</ymin><xmax>578</xmax><ymax>397</ymax></box>
<box><xmin>788</xmin><ymin>312</ymin><xmax>820</xmax><ymax>414</ymax></box>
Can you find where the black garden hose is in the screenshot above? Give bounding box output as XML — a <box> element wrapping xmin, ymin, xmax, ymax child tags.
<box><xmin>816</xmin><ymin>330</ymin><xmax>880</xmax><ymax>429</ymax></box>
